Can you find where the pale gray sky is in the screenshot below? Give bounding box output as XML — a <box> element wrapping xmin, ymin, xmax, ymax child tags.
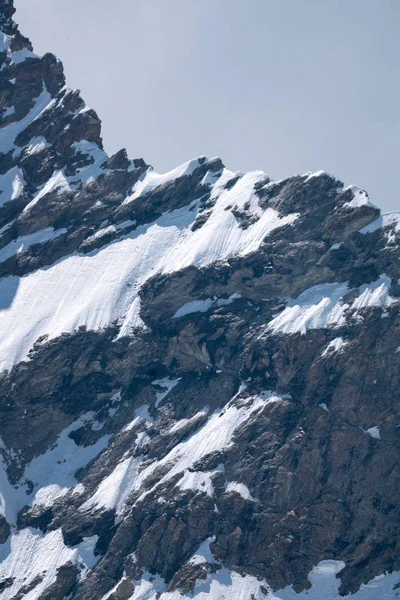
<box><xmin>16</xmin><ymin>0</ymin><xmax>400</xmax><ymax>211</ymax></box>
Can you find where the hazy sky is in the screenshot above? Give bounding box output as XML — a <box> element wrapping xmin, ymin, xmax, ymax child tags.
<box><xmin>15</xmin><ymin>0</ymin><xmax>400</xmax><ymax>211</ymax></box>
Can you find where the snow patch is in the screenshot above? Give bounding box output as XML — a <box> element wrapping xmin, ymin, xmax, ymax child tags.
<box><xmin>321</xmin><ymin>337</ymin><xmax>348</xmax><ymax>357</ymax></box>
<box><xmin>362</xmin><ymin>426</ymin><xmax>381</xmax><ymax>440</ymax></box>
<box><xmin>225</xmin><ymin>481</ymin><xmax>258</xmax><ymax>502</ymax></box>
<box><xmin>23</xmin><ymin>170</ymin><xmax>70</xmax><ymax>213</ymax></box>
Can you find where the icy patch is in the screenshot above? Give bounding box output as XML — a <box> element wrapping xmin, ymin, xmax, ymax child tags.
<box><xmin>2</xmin><ymin>106</ymin><xmax>15</xmax><ymax>118</ymax></box>
<box><xmin>173</xmin><ymin>294</ymin><xmax>241</xmax><ymax>318</ymax></box>
<box><xmin>123</xmin><ymin>404</ymin><xmax>153</xmax><ymax>432</ymax></box>
<box><xmin>152</xmin><ymin>560</ymin><xmax>400</xmax><ymax>599</ymax></box>
<box><xmin>0</xmin><ymin>166</ymin><xmax>25</xmax><ymax>207</ymax></box>
<box><xmin>321</xmin><ymin>337</ymin><xmax>348</xmax><ymax>357</ymax></box>
<box><xmin>0</xmin><ymin>226</ymin><xmax>67</xmax><ymax>263</ymax></box>
<box><xmin>0</xmin><ymin>454</ymin><xmax>28</xmax><ymax>524</ymax></box>
<box><xmin>133</xmin><ymin>391</ymin><xmax>275</xmax><ymax>504</ymax></box>
<box><xmin>319</xmin><ymin>403</ymin><xmax>329</xmax><ymax>412</ymax></box>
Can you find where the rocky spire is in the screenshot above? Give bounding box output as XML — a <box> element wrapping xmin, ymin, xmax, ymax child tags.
<box><xmin>0</xmin><ymin>0</ymin><xmax>17</xmax><ymax>36</ymax></box>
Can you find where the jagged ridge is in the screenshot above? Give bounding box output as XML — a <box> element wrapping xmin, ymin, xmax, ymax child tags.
<box><xmin>0</xmin><ymin>2</ymin><xmax>399</xmax><ymax>600</ymax></box>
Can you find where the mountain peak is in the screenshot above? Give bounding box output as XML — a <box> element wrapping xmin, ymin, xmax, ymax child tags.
<box><xmin>0</xmin><ymin>3</ymin><xmax>399</xmax><ymax>600</ymax></box>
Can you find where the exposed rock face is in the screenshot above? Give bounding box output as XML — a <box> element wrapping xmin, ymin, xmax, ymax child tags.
<box><xmin>0</xmin><ymin>2</ymin><xmax>399</xmax><ymax>599</ymax></box>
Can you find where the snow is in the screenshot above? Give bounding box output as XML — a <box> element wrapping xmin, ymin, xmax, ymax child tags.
<box><xmin>321</xmin><ymin>337</ymin><xmax>348</xmax><ymax>357</ymax></box>
<box><xmin>362</xmin><ymin>426</ymin><xmax>381</xmax><ymax>440</ymax></box>
<box><xmin>267</xmin><ymin>276</ymin><xmax>396</xmax><ymax>337</ymax></box>
<box><xmin>26</xmin><ymin>136</ymin><xmax>50</xmax><ymax>155</ymax></box>
<box><xmin>123</xmin><ymin>158</ymin><xmax>205</xmax><ymax>205</ymax></box>
<box><xmin>343</xmin><ymin>187</ymin><xmax>376</xmax><ymax>209</ymax></box>
<box><xmin>168</xmin><ymin>408</ymin><xmax>209</xmax><ymax>434</ymax></box>
<box><xmin>351</xmin><ymin>276</ymin><xmax>394</xmax><ymax>311</ymax></box>
<box><xmin>173</xmin><ymin>298</ymin><xmax>214</xmax><ymax>318</ymax></box>
<box><xmin>0</xmin><ymin>528</ymin><xmax>98</xmax><ymax>600</ymax></box>
<box><xmin>114</xmin><ymin>561</ymin><xmax>400</xmax><ymax>600</ymax></box>
<box><xmin>0</xmin><ymin>454</ymin><xmax>26</xmax><ymax>524</ymax></box>
<box><xmin>188</xmin><ymin>537</ymin><xmax>218</xmax><ymax>565</ymax></box>
<box><xmin>152</xmin><ymin>377</ymin><xmax>181</xmax><ymax>408</ymax></box>
<box><xmin>0</xmin><ymin>87</ymin><xmax>52</xmax><ymax>154</ymax></box>
<box><xmin>225</xmin><ymin>481</ymin><xmax>258</xmax><ymax>502</ymax></box>
<box><xmin>83</xmin><ymin>392</ymin><xmax>276</xmax><ymax>514</ymax></box>
<box><xmin>10</xmin><ymin>48</ymin><xmax>39</xmax><ymax>64</ymax></box>
<box><xmin>0</xmin><ymin>32</ymin><xmax>12</xmax><ymax>53</ymax></box>
<box><xmin>0</xmin><ymin>166</ymin><xmax>25</xmax><ymax>207</ymax></box>
<box><xmin>81</xmin><ymin>454</ymin><xmax>144</xmax><ymax>515</ymax></box>
<box><xmin>0</xmin><ymin>226</ymin><xmax>67</xmax><ymax>263</ymax></box>
<box><xmin>68</xmin><ymin>140</ymin><xmax>108</xmax><ymax>187</ymax></box>
<box><xmin>361</xmin><ymin>212</ymin><xmax>400</xmax><ymax>234</ymax></box>
<box><xmin>0</xmin><ymin>414</ymin><xmax>111</xmax><ymax>526</ymax></box>
<box><xmin>178</xmin><ymin>465</ymin><xmax>224</xmax><ymax>497</ymax></box>
<box><xmin>2</xmin><ymin>105</ymin><xmax>15</xmax><ymax>117</ymax></box>
<box><xmin>267</xmin><ymin>282</ymin><xmax>349</xmax><ymax>335</ymax></box>
<box><xmin>76</xmin><ymin>535</ymin><xmax>99</xmax><ymax>568</ymax></box>
<box><xmin>0</xmin><ymin>173</ymin><xmax>297</xmax><ymax>371</ymax></box>
<box><xmin>173</xmin><ymin>294</ymin><xmax>241</xmax><ymax>318</ymax></box>
<box><xmin>23</xmin><ymin>170</ymin><xmax>71</xmax><ymax>213</ymax></box>
<box><xmin>318</xmin><ymin>403</ymin><xmax>329</xmax><ymax>412</ymax></box>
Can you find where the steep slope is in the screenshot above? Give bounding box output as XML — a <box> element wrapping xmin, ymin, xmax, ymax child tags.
<box><xmin>0</xmin><ymin>2</ymin><xmax>400</xmax><ymax>599</ymax></box>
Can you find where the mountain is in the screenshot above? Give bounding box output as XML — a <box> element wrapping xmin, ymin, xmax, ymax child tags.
<box><xmin>0</xmin><ymin>2</ymin><xmax>399</xmax><ymax>599</ymax></box>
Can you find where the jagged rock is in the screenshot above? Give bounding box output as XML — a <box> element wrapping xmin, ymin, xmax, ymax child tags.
<box><xmin>0</xmin><ymin>1</ymin><xmax>399</xmax><ymax>599</ymax></box>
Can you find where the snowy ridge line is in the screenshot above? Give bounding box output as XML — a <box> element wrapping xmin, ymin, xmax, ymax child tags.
<box><xmin>265</xmin><ymin>275</ymin><xmax>397</xmax><ymax>337</ymax></box>
<box><xmin>0</xmin><ymin>168</ymin><xmax>299</xmax><ymax>372</ymax></box>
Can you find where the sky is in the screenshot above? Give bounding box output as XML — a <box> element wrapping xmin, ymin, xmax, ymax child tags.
<box><xmin>15</xmin><ymin>0</ymin><xmax>400</xmax><ymax>211</ymax></box>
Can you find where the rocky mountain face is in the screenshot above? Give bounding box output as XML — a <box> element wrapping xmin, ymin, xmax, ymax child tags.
<box><xmin>0</xmin><ymin>2</ymin><xmax>399</xmax><ymax>599</ymax></box>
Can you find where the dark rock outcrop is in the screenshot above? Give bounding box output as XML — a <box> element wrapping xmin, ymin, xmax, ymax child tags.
<box><xmin>0</xmin><ymin>2</ymin><xmax>399</xmax><ymax>599</ymax></box>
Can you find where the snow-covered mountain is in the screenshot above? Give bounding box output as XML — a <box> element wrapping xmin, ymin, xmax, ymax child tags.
<box><xmin>0</xmin><ymin>1</ymin><xmax>399</xmax><ymax>598</ymax></box>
